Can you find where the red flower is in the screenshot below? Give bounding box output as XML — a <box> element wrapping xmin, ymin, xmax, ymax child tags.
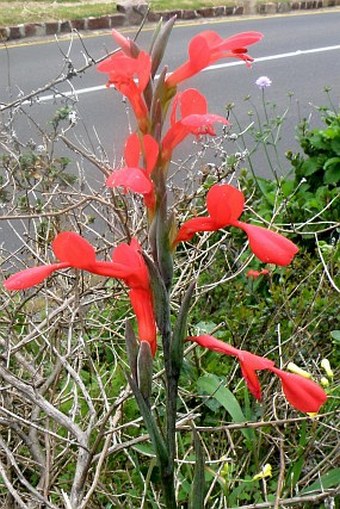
<box><xmin>269</xmin><ymin>367</ymin><xmax>328</xmax><ymax>413</ymax></box>
<box><xmin>111</xmin><ymin>238</ymin><xmax>157</xmax><ymax>355</ymax></box>
<box><xmin>97</xmin><ymin>51</ymin><xmax>151</xmax><ymax>131</ymax></box>
<box><xmin>161</xmin><ymin>89</ymin><xmax>227</xmax><ymax>162</ymax></box>
<box><xmin>4</xmin><ymin>233</ymin><xmax>157</xmax><ymax>355</ymax></box>
<box><xmin>174</xmin><ymin>184</ymin><xmax>299</xmax><ymax>267</ymax></box>
<box><xmin>247</xmin><ymin>269</ymin><xmax>269</xmax><ymax>278</ymax></box>
<box><xmin>189</xmin><ymin>335</ymin><xmax>327</xmax><ymax>413</ymax></box>
<box><xmin>166</xmin><ymin>31</ymin><xmax>263</xmax><ymax>87</ymax></box>
<box><xmin>106</xmin><ymin>133</ymin><xmax>158</xmax><ymax>211</ymax></box>
<box><xmin>188</xmin><ymin>335</ymin><xmax>274</xmax><ymax>400</ymax></box>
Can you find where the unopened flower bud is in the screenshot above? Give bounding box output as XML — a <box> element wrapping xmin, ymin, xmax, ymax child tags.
<box><xmin>321</xmin><ymin>358</ymin><xmax>334</xmax><ymax>379</ymax></box>
<box><xmin>320</xmin><ymin>377</ymin><xmax>330</xmax><ymax>387</ymax></box>
<box><xmin>287</xmin><ymin>362</ymin><xmax>312</xmax><ymax>379</ymax></box>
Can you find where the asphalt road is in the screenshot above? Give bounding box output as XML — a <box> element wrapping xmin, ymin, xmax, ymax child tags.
<box><xmin>1</xmin><ymin>11</ymin><xmax>340</xmax><ymax>181</ymax></box>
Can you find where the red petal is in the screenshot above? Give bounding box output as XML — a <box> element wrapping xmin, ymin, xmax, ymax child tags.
<box><xmin>174</xmin><ymin>217</ymin><xmax>218</xmax><ymax>244</ymax></box>
<box><xmin>246</xmin><ymin>269</ymin><xmax>269</xmax><ymax>278</ymax></box>
<box><xmin>179</xmin><ymin>89</ymin><xmax>207</xmax><ymax>118</ymax></box>
<box><xmin>112</xmin><ymin>239</ymin><xmax>149</xmax><ymax>290</ymax></box>
<box><xmin>162</xmin><ymin>123</ymin><xmax>189</xmax><ymax>157</ymax></box>
<box><xmin>136</xmin><ymin>51</ymin><xmax>152</xmax><ymax>92</ymax></box>
<box><xmin>188</xmin><ymin>335</ymin><xmax>240</xmax><ymax>356</ymax></box>
<box><xmin>124</xmin><ymin>133</ymin><xmax>140</xmax><ymax>168</ymax></box>
<box><xmin>52</xmin><ymin>232</ymin><xmax>97</xmax><ymax>268</ymax></box>
<box><xmin>143</xmin><ymin>135</ymin><xmax>159</xmax><ymax>175</ymax></box>
<box><xmin>199</xmin><ymin>31</ymin><xmax>224</xmax><ymax>47</ymax></box>
<box><xmin>237</xmin><ymin>350</ymin><xmax>275</xmax><ymax>400</ymax></box>
<box><xmin>129</xmin><ymin>288</ymin><xmax>157</xmax><ymax>356</ymax></box>
<box><xmin>215</xmin><ymin>31</ymin><xmax>263</xmax><ymax>52</ymax></box>
<box><xmin>4</xmin><ymin>263</ymin><xmax>68</xmax><ymax>290</ymax></box>
<box><xmin>270</xmin><ymin>367</ymin><xmax>327</xmax><ymax>413</ymax></box>
<box><xmin>236</xmin><ymin>222</ymin><xmax>299</xmax><ymax>266</ymax></box>
<box><xmin>181</xmin><ymin>113</ymin><xmax>227</xmax><ymax>130</ymax></box>
<box><xmin>106</xmin><ymin>167</ymin><xmax>153</xmax><ymax>195</ymax></box>
<box><xmin>206</xmin><ymin>184</ymin><xmax>245</xmax><ymax>226</ymax></box>
<box><xmin>188</xmin><ymin>34</ymin><xmax>212</xmax><ymax>71</ymax></box>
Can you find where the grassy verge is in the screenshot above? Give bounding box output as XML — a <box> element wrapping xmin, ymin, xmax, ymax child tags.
<box><xmin>1</xmin><ymin>1</ymin><xmax>238</xmax><ymax>28</ymax></box>
<box><xmin>0</xmin><ymin>4</ymin><xmax>118</xmax><ymax>26</ymax></box>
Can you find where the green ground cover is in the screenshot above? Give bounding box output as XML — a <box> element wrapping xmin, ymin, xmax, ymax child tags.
<box><xmin>1</xmin><ymin>1</ymin><xmax>237</xmax><ymax>29</ymax></box>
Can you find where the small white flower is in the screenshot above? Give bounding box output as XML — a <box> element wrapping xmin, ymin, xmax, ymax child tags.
<box><xmin>36</xmin><ymin>145</ymin><xmax>45</xmax><ymax>154</ymax></box>
<box><xmin>68</xmin><ymin>110</ymin><xmax>78</xmax><ymax>125</ymax></box>
<box><xmin>255</xmin><ymin>76</ymin><xmax>272</xmax><ymax>89</ymax></box>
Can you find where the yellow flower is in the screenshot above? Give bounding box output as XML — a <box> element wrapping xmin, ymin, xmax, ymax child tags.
<box><xmin>321</xmin><ymin>359</ymin><xmax>334</xmax><ymax>379</ymax></box>
<box><xmin>320</xmin><ymin>377</ymin><xmax>330</xmax><ymax>387</ymax></box>
<box><xmin>287</xmin><ymin>362</ymin><xmax>312</xmax><ymax>379</ymax></box>
<box><xmin>307</xmin><ymin>412</ymin><xmax>318</xmax><ymax>418</ymax></box>
<box><xmin>253</xmin><ymin>463</ymin><xmax>272</xmax><ymax>481</ymax></box>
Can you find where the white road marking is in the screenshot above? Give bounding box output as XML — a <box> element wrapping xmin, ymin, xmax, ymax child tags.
<box><xmin>34</xmin><ymin>44</ymin><xmax>340</xmax><ymax>104</ymax></box>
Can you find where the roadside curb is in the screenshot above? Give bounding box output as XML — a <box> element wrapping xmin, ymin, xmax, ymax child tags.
<box><xmin>1</xmin><ymin>1</ymin><xmax>339</xmax><ymax>42</ymax></box>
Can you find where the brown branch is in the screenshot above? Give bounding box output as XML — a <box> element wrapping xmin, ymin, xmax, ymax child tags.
<box><xmin>177</xmin><ymin>412</ymin><xmax>338</xmax><ymax>432</ymax></box>
<box><xmin>0</xmin><ymin>197</ymin><xmax>91</xmax><ymax>220</ymax></box>
<box><xmin>229</xmin><ymin>488</ymin><xmax>340</xmax><ymax>508</ymax></box>
<box><xmin>0</xmin><ymin>364</ymin><xmax>85</xmax><ymax>442</ymax></box>
<box><xmin>0</xmin><ymin>48</ymin><xmax>119</xmax><ymax>113</ymax></box>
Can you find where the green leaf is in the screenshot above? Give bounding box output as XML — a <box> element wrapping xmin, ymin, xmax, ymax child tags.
<box><xmin>302</xmin><ymin>157</ymin><xmax>322</xmax><ymax>176</ymax></box>
<box><xmin>324</xmin><ymin>160</ymin><xmax>340</xmax><ymax>184</ymax></box>
<box><xmin>137</xmin><ymin>341</ymin><xmax>153</xmax><ymax>403</ymax></box>
<box><xmin>330</xmin><ymin>330</ymin><xmax>340</xmax><ymax>344</ymax></box>
<box><xmin>189</xmin><ymin>428</ymin><xmax>205</xmax><ymax>509</ymax></box>
<box><xmin>300</xmin><ymin>467</ymin><xmax>340</xmax><ymax>494</ymax></box>
<box><xmin>197</xmin><ymin>374</ymin><xmax>253</xmax><ymax>442</ymax></box>
<box><xmin>125</xmin><ymin>320</ymin><xmax>139</xmax><ymax>381</ymax></box>
<box><xmin>172</xmin><ymin>282</ymin><xmax>195</xmax><ymax>377</ymax></box>
<box><xmin>128</xmin><ymin>376</ymin><xmax>169</xmax><ymax>468</ymax></box>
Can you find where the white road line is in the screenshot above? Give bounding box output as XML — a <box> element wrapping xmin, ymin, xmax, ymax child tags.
<box><xmin>35</xmin><ymin>44</ymin><xmax>340</xmax><ymax>104</ymax></box>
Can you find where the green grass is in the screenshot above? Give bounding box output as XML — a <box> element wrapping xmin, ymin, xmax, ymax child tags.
<box><xmin>0</xmin><ymin>0</ymin><xmax>239</xmax><ymax>28</ymax></box>
<box><xmin>0</xmin><ymin>4</ymin><xmax>117</xmax><ymax>26</ymax></box>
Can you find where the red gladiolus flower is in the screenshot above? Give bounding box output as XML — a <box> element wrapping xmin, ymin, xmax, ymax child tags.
<box><xmin>106</xmin><ymin>133</ymin><xmax>158</xmax><ymax>211</ymax></box>
<box><xmin>161</xmin><ymin>89</ymin><xmax>227</xmax><ymax>162</ymax></box>
<box><xmin>174</xmin><ymin>184</ymin><xmax>299</xmax><ymax>266</ymax></box>
<box><xmin>269</xmin><ymin>367</ymin><xmax>328</xmax><ymax>413</ymax></box>
<box><xmin>189</xmin><ymin>335</ymin><xmax>327</xmax><ymax>413</ymax></box>
<box><xmin>166</xmin><ymin>31</ymin><xmax>263</xmax><ymax>87</ymax></box>
<box><xmin>4</xmin><ymin>233</ymin><xmax>157</xmax><ymax>355</ymax></box>
<box><xmin>189</xmin><ymin>335</ymin><xmax>274</xmax><ymax>399</ymax></box>
<box><xmin>247</xmin><ymin>269</ymin><xmax>269</xmax><ymax>278</ymax></box>
<box><xmin>97</xmin><ymin>51</ymin><xmax>151</xmax><ymax>131</ymax></box>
